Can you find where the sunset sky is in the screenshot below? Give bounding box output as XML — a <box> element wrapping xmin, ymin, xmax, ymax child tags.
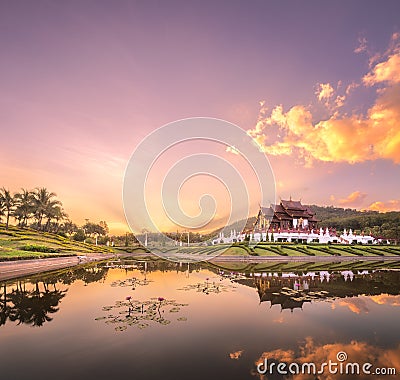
<box><xmin>1</xmin><ymin>1</ymin><xmax>400</xmax><ymax>234</ymax></box>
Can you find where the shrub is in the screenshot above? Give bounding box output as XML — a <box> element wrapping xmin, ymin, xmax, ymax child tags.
<box><xmin>73</xmin><ymin>229</ymin><xmax>86</xmax><ymax>242</ymax></box>
<box><xmin>20</xmin><ymin>244</ymin><xmax>60</xmax><ymax>253</ymax></box>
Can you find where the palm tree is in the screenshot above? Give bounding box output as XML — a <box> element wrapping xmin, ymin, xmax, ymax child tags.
<box><xmin>32</xmin><ymin>188</ymin><xmax>61</xmax><ymax>231</ymax></box>
<box><xmin>13</xmin><ymin>188</ymin><xmax>34</xmax><ymax>227</ymax></box>
<box><xmin>0</xmin><ymin>198</ymin><xmax>5</xmax><ymax>224</ymax></box>
<box><xmin>50</xmin><ymin>207</ymin><xmax>68</xmax><ymax>233</ymax></box>
<box><xmin>0</xmin><ymin>284</ymin><xmax>11</xmax><ymax>326</ymax></box>
<box><xmin>60</xmin><ymin>219</ymin><xmax>78</xmax><ymax>236</ymax></box>
<box><xmin>0</xmin><ymin>187</ymin><xmax>14</xmax><ymax>230</ymax></box>
<box><xmin>45</xmin><ymin>206</ymin><xmax>68</xmax><ymax>233</ymax></box>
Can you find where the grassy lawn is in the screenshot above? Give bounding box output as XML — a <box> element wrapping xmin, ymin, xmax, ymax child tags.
<box><xmin>209</xmin><ymin>259</ymin><xmax>400</xmax><ymax>273</ymax></box>
<box><xmin>159</xmin><ymin>242</ymin><xmax>400</xmax><ymax>258</ymax></box>
<box><xmin>0</xmin><ymin>224</ymin><xmax>115</xmax><ymax>261</ymax></box>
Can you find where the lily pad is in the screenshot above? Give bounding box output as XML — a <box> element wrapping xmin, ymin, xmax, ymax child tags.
<box><xmin>98</xmin><ymin>295</ymin><xmax>189</xmax><ymax>331</ymax></box>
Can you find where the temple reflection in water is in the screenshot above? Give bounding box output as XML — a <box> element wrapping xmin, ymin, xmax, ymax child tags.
<box><xmin>246</xmin><ymin>270</ymin><xmax>400</xmax><ymax>312</ymax></box>
<box><xmin>1</xmin><ymin>259</ymin><xmax>400</xmax><ymax>326</ymax></box>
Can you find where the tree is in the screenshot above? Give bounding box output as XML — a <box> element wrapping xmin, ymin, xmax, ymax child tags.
<box><xmin>73</xmin><ymin>229</ymin><xmax>86</xmax><ymax>242</ymax></box>
<box><xmin>0</xmin><ymin>198</ymin><xmax>5</xmax><ymax>224</ymax></box>
<box><xmin>44</xmin><ymin>205</ymin><xmax>67</xmax><ymax>233</ymax></box>
<box><xmin>32</xmin><ymin>188</ymin><xmax>62</xmax><ymax>231</ymax></box>
<box><xmin>51</xmin><ymin>206</ymin><xmax>68</xmax><ymax>233</ymax></box>
<box><xmin>60</xmin><ymin>219</ymin><xmax>78</xmax><ymax>236</ymax></box>
<box><xmin>83</xmin><ymin>221</ymin><xmax>107</xmax><ymax>237</ymax></box>
<box><xmin>13</xmin><ymin>188</ymin><xmax>34</xmax><ymax>227</ymax></box>
<box><xmin>0</xmin><ymin>187</ymin><xmax>14</xmax><ymax>230</ymax></box>
<box><xmin>99</xmin><ymin>221</ymin><xmax>109</xmax><ymax>235</ymax></box>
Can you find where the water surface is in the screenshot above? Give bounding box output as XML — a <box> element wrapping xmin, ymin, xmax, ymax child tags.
<box><xmin>1</xmin><ymin>259</ymin><xmax>399</xmax><ymax>380</ymax></box>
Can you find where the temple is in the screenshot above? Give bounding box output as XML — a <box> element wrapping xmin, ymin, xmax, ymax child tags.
<box><xmin>212</xmin><ymin>198</ymin><xmax>378</xmax><ymax>245</ymax></box>
<box><xmin>254</xmin><ymin>199</ymin><xmax>318</xmax><ymax>232</ymax></box>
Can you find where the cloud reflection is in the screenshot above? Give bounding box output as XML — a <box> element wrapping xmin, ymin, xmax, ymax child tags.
<box><xmin>253</xmin><ymin>337</ymin><xmax>400</xmax><ymax>379</ymax></box>
<box><xmin>229</xmin><ymin>350</ymin><xmax>244</xmax><ymax>360</ymax></box>
<box><xmin>332</xmin><ymin>294</ymin><xmax>400</xmax><ymax>314</ymax></box>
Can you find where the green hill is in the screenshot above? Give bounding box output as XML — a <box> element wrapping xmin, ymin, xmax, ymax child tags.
<box><xmin>0</xmin><ymin>224</ymin><xmax>114</xmax><ymax>261</ymax></box>
<box><xmin>311</xmin><ymin>205</ymin><xmax>400</xmax><ymax>240</ymax></box>
<box><xmin>210</xmin><ymin>205</ymin><xmax>400</xmax><ymax>241</ymax></box>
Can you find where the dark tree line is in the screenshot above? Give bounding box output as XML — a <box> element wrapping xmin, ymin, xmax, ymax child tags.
<box><xmin>313</xmin><ymin>205</ymin><xmax>400</xmax><ymax>240</ymax></box>
<box><xmin>0</xmin><ymin>186</ymin><xmax>109</xmax><ymax>243</ymax></box>
<box><xmin>1</xmin><ymin>281</ymin><xmax>66</xmax><ymax>327</ymax></box>
<box><xmin>0</xmin><ymin>265</ymin><xmax>109</xmax><ymax>327</ymax></box>
<box><xmin>0</xmin><ymin>187</ymin><xmax>67</xmax><ymax>232</ymax></box>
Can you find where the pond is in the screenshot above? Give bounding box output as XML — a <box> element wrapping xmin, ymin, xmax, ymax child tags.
<box><xmin>1</xmin><ymin>258</ymin><xmax>399</xmax><ymax>380</ymax></box>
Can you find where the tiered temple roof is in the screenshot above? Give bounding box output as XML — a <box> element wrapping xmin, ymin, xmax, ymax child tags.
<box><xmin>253</xmin><ymin>199</ymin><xmax>318</xmax><ymax>232</ymax></box>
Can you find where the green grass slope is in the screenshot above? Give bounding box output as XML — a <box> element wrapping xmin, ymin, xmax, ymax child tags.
<box><xmin>0</xmin><ymin>224</ymin><xmax>114</xmax><ymax>261</ymax></box>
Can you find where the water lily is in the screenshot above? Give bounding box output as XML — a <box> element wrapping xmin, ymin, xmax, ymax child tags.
<box><xmin>157</xmin><ymin>297</ymin><xmax>165</xmax><ymax>312</ymax></box>
<box><xmin>97</xmin><ymin>296</ymin><xmax>188</xmax><ymax>331</ymax></box>
<box><xmin>126</xmin><ymin>296</ymin><xmax>134</xmax><ymax>308</ymax></box>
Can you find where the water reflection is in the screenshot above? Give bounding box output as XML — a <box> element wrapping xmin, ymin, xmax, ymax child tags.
<box><xmin>177</xmin><ymin>277</ymin><xmax>237</xmax><ymax>294</ymax></box>
<box><xmin>1</xmin><ymin>259</ymin><xmax>400</xmax><ymax>326</ymax></box>
<box><xmin>246</xmin><ymin>270</ymin><xmax>400</xmax><ymax>312</ymax></box>
<box><xmin>0</xmin><ymin>264</ymin><xmax>109</xmax><ymax>327</ymax></box>
<box><xmin>57</xmin><ymin>265</ymin><xmax>109</xmax><ymax>285</ymax></box>
<box><xmin>96</xmin><ymin>296</ymin><xmax>189</xmax><ymax>331</ymax></box>
<box><xmin>110</xmin><ymin>277</ymin><xmax>153</xmax><ymax>289</ymax></box>
<box><xmin>253</xmin><ymin>338</ymin><xmax>400</xmax><ymax>379</ymax></box>
<box><xmin>0</xmin><ymin>258</ymin><xmax>399</xmax><ymax>380</ymax></box>
<box><xmin>1</xmin><ymin>281</ymin><xmax>66</xmax><ymax>327</ymax></box>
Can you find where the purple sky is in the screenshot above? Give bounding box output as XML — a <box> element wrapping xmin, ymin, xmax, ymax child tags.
<box><xmin>1</xmin><ymin>1</ymin><xmax>400</xmax><ymax>233</ymax></box>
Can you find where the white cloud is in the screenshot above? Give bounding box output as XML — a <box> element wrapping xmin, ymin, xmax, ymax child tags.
<box><xmin>316</xmin><ymin>83</ymin><xmax>334</xmax><ymax>102</ymax></box>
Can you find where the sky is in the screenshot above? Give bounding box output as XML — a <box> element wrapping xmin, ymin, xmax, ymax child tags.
<box><xmin>1</xmin><ymin>0</ymin><xmax>400</xmax><ymax>234</ymax></box>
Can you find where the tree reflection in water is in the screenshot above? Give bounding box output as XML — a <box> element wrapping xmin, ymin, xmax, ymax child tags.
<box><xmin>57</xmin><ymin>266</ymin><xmax>109</xmax><ymax>285</ymax></box>
<box><xmin>0</xmin><ymin>281</ymin><xmax>66</xmax><ymax>327</ymax></box>
<box><xmin>2</xmin><ymin>259</ymin><xmax>400</xmax><ymax>328</ymax></box>
<box><xmin>0</xmin><ymin>263</ymin><xmax>110</xmax><ymax>327</ymax></box>
<box><xmin>0</xmin><ymin>283</ymin><xmax>11</xmax><ymax>326</ymax></box>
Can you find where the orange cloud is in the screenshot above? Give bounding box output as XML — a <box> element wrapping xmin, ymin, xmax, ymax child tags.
<box><xmin>367</xmin><ymin>200</ymin><xmax>400</xmax><ymax>212</ymax></box>
<box><xmin>253</xmin><ymin>338</ymin><xmax>400</xmax><ymax>380</ymax></box>
<box><xmin>248</xmin><ymin>37</ymin><xmax>400</xmax><ymax>166</ymax></box>
<box><xmin>363</xmin><ymin>54</ymin><xmax>400</xmax><ymax>86</ymax></box>
<box><xmin>334</xmin><ymin>95</ymin><xmax>346</xmax><ymax>108</ymax></box>
<box><xmin>337</xmin><ymin>191</ymin><xmax>367</xmax><ymax>207</ymax></box>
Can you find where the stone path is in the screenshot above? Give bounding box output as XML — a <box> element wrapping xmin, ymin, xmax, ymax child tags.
<box><xmin>0</xmin><ymin>253</ymin><xmax>119</xmax><ymax>282</ymax></box>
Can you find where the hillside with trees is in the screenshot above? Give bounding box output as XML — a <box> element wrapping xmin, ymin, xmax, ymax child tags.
<box><xmin>311</xmin><ymin>205</ymin><xmax>400</xmax><ymax>240</ymax></box>
<box><xmin>0</xmin><ymin>187</ymin><xmax>109</xmax><ymax>244</ymax></box>
<box><xmin>215</xmin><ymin>205</ymin><xmax>400</xmax><ymax>242</ymax></box>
